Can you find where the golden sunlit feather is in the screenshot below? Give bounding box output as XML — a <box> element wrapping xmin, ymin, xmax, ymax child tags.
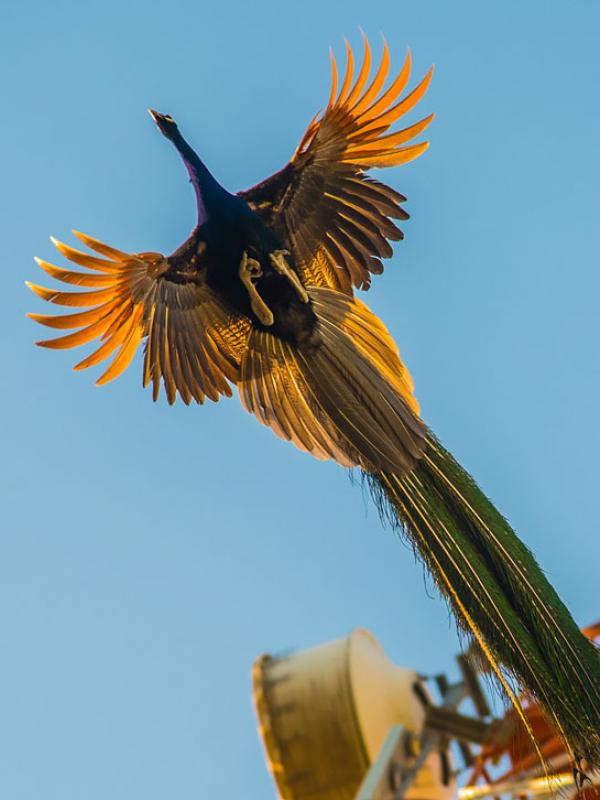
<box><xmin>359</xmin><ymin>65</ymin><xmax>434</xmax><ymax>136</ymax></box>
<box><xmin>71</xmin><ymin>230</ymin><xmax>130</xmax><ymax>260</ymax></box>
<box><xmin>346</xmin><ymin>114</ymin><xmax>434</xmax><ymax>152</ymax></box>
<box><xmin>34</xmin><ymin>258</ymin><xmax>114</xmax><ymax>287</ymax></box>
<box><xmin>335</xmin><ymin>39</ymin><xmax>354</xmax><ymax>107</ymax></box>
<box><xmin>356</xmin><ymin>48</ymin><xmax>412</xmax><ymax>122</ymax></box>
<box><xmin>350</xmin><ymin>36</ymin><xmax>391</xmax><ymax>115</ymax></box>
<box><xmin>344</xmin><ymin>141</ymin><xmax>430</xmax><ymax>168</ymax></box>
<box><xmin>51</xmin><ymin>237</ymin><xmax>121</xmax><ymax>271</ymax></box>
<box><xmin>326</xmin><ymin>48</ymin><xmax>338</xmax><ymax>110</ymax></box>
<box><xmin>344</xmin><ymin>32</ymin><xmax>371</xmax><ymax>108</ymax></box>
<box><xmin>34</xmin><ymin>317</ymin><xmax>113</xmax><ymax>350</ymax></box>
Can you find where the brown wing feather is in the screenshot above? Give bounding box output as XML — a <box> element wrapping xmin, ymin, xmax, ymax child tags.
<box><xmin>239</xmin><ymin>34</ymin><xmax>433</xmax><ymax>293</ymax></box>
<box><xmin>27</xmin><ymin>232</ymin><xmax>251</xmax><ymax>404</ymax></box>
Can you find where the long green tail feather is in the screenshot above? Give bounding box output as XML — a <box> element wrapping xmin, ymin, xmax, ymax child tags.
<box><xmin>367</xmin><ymin>435</ymin><xmax>600</xmax><ymax>766</ymax></box>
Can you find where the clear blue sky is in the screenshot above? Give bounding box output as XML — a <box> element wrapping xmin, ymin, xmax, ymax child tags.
<box><xmin>1</xmin><ymin>0</ymin><xmax>599</xmax><ymax>797</ymax></box>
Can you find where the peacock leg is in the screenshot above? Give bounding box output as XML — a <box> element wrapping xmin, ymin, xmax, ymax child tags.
<box><xmin>239</xmin><ymin>251</ymin><xmax>274</xmax><ymax>326</ymax></box>
<box><xmin>269</xmin><ymin>250</ymin><xmax>309</xmax><ymax>303</ymax></box>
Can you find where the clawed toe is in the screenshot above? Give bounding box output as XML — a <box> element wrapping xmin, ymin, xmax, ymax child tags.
<box><xmin>239</xmin><ymin>251</ymin><xmax>274</xmax><ymax>326</ymax></box>
<box><xmin>269</xmin><ymin>250</ymin><xmax>308</xmax><ymax>303</ymax></box>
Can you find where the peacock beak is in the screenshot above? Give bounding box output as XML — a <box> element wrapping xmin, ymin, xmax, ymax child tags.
<box><xmin>148</xmin><ymin>108</ymin><xmax>163</xmax><ymax>123</ymax></box>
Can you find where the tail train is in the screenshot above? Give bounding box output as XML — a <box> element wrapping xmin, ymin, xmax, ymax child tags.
<box><xmin>371</xmin><ymin>441</ymin><xmax>600</xmax><ymax>767</ymax></box>
<box><xmin>240</xmin><ymin>285</ymin><xmax>600</xmax><ymax>768</ymax></box>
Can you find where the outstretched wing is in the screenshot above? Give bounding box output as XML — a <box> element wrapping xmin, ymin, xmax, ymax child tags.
<box><xmin>27</xmin><ymin>232</ymin><xmax>251</xmax><ymax>404</ymax></box>
<box><xmin>239</xmin><ymin>35</ymin><xmax>433</xmax><ymax>293</ymax></box>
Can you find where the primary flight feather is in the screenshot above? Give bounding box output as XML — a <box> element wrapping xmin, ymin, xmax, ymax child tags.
<box><xmin>27</xmin><ymin>35</ymin><xmax>600</xmax><ymax>768</ymax></box>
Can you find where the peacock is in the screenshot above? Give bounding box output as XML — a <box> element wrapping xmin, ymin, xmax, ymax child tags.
<box><xmin>27</xmin><ymin>35</ymin><xmax>600</xmax><ymax>768</ymax></box>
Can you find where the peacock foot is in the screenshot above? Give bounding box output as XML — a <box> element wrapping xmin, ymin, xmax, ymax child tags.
<box><xmin>269</xmin><ymin>250</ymin><xmax>309</xmax><ymax>303</ymax></box>
<box><xmin>239</xmin><ymin>251</ymin><xmax>274</xmax><ymax>326</ymax></box>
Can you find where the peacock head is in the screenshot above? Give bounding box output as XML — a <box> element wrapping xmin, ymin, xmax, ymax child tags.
<box><xmin>148</xmin><ymin>109</ymin><xmax>179</xmax><ymax>141</ymax></box>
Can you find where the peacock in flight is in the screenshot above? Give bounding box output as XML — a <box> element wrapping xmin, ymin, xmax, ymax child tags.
<box><xmin>27</xmin><ymin>35</ymin><xmax>600</xmax><ymax>768</ymax></box>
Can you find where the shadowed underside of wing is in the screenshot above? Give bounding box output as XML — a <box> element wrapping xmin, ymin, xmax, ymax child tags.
<box><xmin>240</xmin><ymin>34</ymin><xmax>434</xmax><ymax>293</ymax></box>
<box><xmin>27</xmin><ymin>233</ymin><xmax>251</xmax><ymax>404</ymax></box>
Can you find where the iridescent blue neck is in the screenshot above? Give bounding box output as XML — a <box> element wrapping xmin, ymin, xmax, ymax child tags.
<box><xmin>169</xmin><ymin>129</ymin><xmax>233</xmax><ymax>225</ymax></box>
